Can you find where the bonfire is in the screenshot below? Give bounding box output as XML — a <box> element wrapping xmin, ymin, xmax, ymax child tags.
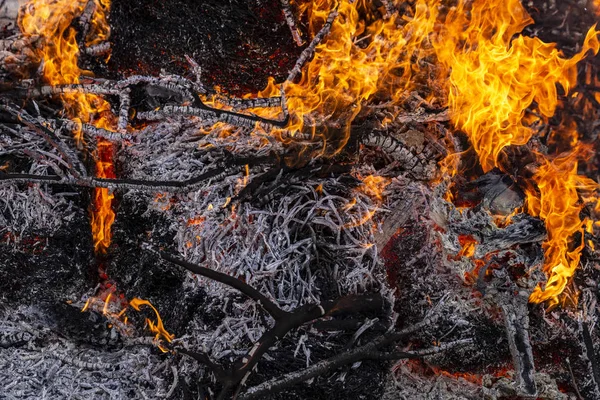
<box><xmin>0</xmin><ymin>0</ymin><xmax>599</xmax><ymax>399</ymax></box>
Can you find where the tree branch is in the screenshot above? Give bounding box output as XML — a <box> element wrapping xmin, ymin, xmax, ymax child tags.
<box><xmin>238</xmin><ymin>336</ymin><xmax>472</xmax><ymax>399</ymax></box>
<box><xmin>148</xmin><ymin>247</ymin><xmax>288</xmax><ymax>321</ymax></box>
<box><xmin>145</xmin><ymin>246</ymin><xmax>387</xmax><ymax>400</ymax></box>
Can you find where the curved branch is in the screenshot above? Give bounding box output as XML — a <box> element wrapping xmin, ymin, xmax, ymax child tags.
<box><xmin>148</xmin><ymin>247</ymin><xmax>288</xmax><ymax>321</ymax></box>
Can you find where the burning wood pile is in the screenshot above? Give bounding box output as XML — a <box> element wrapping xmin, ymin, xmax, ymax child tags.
<box><xmin>0</xmin><ymin>0</ymin><xmax>599</xmax><ymax>398</ymax></box>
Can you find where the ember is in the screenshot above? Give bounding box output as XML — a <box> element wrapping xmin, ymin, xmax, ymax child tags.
<box><xmin>1</xmin><ymin>0</ymin><xmax>599</xmax><ymax>399</ymax></box>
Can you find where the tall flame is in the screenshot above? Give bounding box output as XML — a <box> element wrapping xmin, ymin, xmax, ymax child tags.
<box><xmin>431</xmin><ymin>0</ymin><xmax>600</xmax><ymax>305</ymax></box>
<box><xmin>433</xmin><ymin>0</ymin><xmax>599</xmax><ymax>171</ymax></box>
<box><xmin>526</xmin><ymin>145</ymin><xmax>598</xmax><ymax>304</ymax></box>
<box><xmin>19</xmin><ymin>0</ymin><xmax>116</xmax><ymax>253</ymax></box>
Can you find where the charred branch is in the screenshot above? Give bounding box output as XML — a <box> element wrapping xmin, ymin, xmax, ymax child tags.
<box><xmin>239</xmin><ymin>338</ymin><xmax>473</xmax><ymax>399</ymax></box>
<box><xmin>148</xmin><ymin>246</ymin><xmax>395</xmax><ymax>399</ymax></box>
<box><xmin>1</xmin><ymin>105</ymin><xmax>88</xmax><ymax>178</ymax></box>
<box><xmin>83</xmin><ymin>42</ymin><xmax>110</xmax><ymax>57</ymax></box>
<box><xmin>117</xmin><ymin>89</ymin><xmax>130</xmax><ymax>133</ymax></box>
<box><xmin>362</xmin><ymin>131</ymin><xmax>435</xmax><ymax>179</ymax></box>
<box><xmin>219</xmin><ymin>96</ymin><xmax>284</xmax><ymax>111</ymax></box>
<box><xmin>148</xmin><ymin>247</ymin><xmax>286</xmax><ymax>320</ymax></box>
<box><xmin>0</xmin><ymin>166</ymin><xmax>241</xmax><ymax>193</ymax></box>
<box><xmin>287</xmin><ymin>8</ymin><xmax>338</xmax><ymax>83</ymax></box>
<box><xmin>280</xmin><ymin>0</ymin><xmax>303</xmax><ymax>46</ymax></box>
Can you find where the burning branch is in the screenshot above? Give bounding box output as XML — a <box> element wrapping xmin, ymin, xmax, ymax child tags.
<box><xmin>286</xmin><ymin>7</ymin><xmax>338</xmax><ymax>83</ymax></box>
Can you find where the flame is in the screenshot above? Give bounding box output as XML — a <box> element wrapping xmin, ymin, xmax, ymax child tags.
<box><xmin>457</xmin><ymin>235</ymin><xmax>477</xmax><ymax>258</ymax></box>
<box><xmin>129</xmin><ymin>298</ymin><xmax>175</xmax><ymax>351</ymax></box>
<box><xmin>92</xmin><ymin>140</ymin><xmax>116</xmax><ymax>252</ymax></box>
<box><xmin>18</xmin><ymin>0</ymin><xmax>599</xmax><ymax>308</ymax></box>
<box><xmin>358</xmin><ymin>174</ymin><xmax>391</xmax><ymax>202</ymax></box>
<box><xmin>432</xmin><ymin>0</ymin><xmax>599</xmax><ymax>171</ymax></box>
<box><xmin>430</xmin><ymin>0</ymin><xmax>600</xmax><ymax>305</ymax></box>
<box><xmin>281</xmin><ymin>0</ymin><xmax>438</xmax><ymax>155</ymax></box>
<box><xmin>19</xmin><ymin>0</ymin><xmax>116</xmax><ymax>254</ymax></box>
<box><xmin>527</xmin><ymin>146</ymin><xmax>598</xmax><ymax>305</ymax></box>
<box><xmin>80</xmin><ymin>290</ymin><xmax>136</xmax><ymax>337</ymax></box>
<box><xmin>80</xmin><ymin>294</ymin><xmax>174</xmax><ymax>350</ymax></box>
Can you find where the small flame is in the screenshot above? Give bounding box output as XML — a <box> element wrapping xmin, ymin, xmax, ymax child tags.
<box><xmin>357</xmin><ymin>174</ymin><xmax>391</xmax><ymax>202</ymax></box>
<box><xmin>129</xmin><ymin>298</ymin><xmax>175</xmax><ymax>351</ymax></box>
<box><xmin>343</xmin><ymin>208</ymin><xmax>377</xmax><ymax>229</ymax></box>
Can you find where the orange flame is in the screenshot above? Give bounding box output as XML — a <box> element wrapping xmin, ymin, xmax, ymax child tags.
<box><xmin>430</xmin><ymin>0</ymin><xmax>600</xmax><ymax>305</ymax></box>
<box><xmin>358</xmin><ymin>174</ymin><xmax>391</xmax><ymax>202</ymax></box>
<box><xmin>432</xmin><ymin>0</ymin><xmax>599</xmax><ymax>171</ymax></box>
<box><xmin>19</xmin><ymin>0</ymin><xmax>116</xmax><ymax>253</ymax></box>
<box><xmin>129</xmin><ymin>298</ymin><xmax>175</xmax><ymax>352</ymax></box>
<box><xmin>280</xmin><ymin>0</ymin><xmax>438</xmax><ymax>155</ymax></box>
<box><xmin>81</xmin><ymin>292</ymin><xmax>177</xmax><ymax>346</ymax></box>
<box><xmin>526</xmin><ymin>146</ymin><xmax>598</xmax><ymax>305</ymax></box>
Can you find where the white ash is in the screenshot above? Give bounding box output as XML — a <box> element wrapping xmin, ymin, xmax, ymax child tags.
<box><xmin>121</xmin><ymin>121</ymin><xmax>280</xmax><ymax>185</ymax></box>
<box><xmin>383</xmin><ymin>363</ymin><xmax>483</xmax><ymax>400</ymax></box>
<box><xmin>1</xmin><ymin>124</ymin><xmax>79</xmax><ymax>241</ymax></box>
<box><xmin>163</xmin><ymin>175</ymin><xmax>386</xmax><ymax>360</ymax></box>
<box><xmin>429</xmin><ymin>187</ymin><xmax>545</xmax><ymax>277</ymax></box>
<box><xmin>0</xmin><ymin>180</ymin><xmax>77</xmax><ymax>243</ymax></box>
<box><xmin>119</xmin><ymin>122</ymin><xmax>393</xmax><ymax>361</ymax></box>
<box><xmin>0</xmin><ymin>306</ymin><xmax>176</xmax><ymax>400</ymax></box>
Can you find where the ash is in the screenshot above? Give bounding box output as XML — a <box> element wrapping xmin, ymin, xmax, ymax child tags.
<box><xmin>0</xmin><ymin>307</ymin><xmax>178</xmax><ymax>400</ymax></box>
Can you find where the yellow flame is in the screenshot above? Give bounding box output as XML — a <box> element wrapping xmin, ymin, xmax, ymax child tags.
<box><xmin>526</xmin><ymin>146</ymin><xmax>598</xmax><ymax>305</ymax></box>
<box><xmin>358</xmin><ymin>174</ymin><xmax>391</xmax><ymax>202</ymax></box>
<box><xmin>280</xmin><ymin>0</ymin><xmax>437</xmax><ymax>155</ymax></box>
<box><xmin>432</xmin><ymin>0</ymin><xmax>599</xmax><ymax>171</ymax></box>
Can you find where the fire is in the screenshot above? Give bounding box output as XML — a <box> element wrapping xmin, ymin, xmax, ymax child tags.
<box><xmin>92</xmin><ymin>141</ymin><xmax>116</xmax><ymax>252</ymax></box>
<box><xmin>457</xmin><ymin>235</ymin><xmax>477</xmax><ymax>259</ymax></box>
<box><xmin>358</xmin><ymin>174</ymin><xmax>391</xmax><ymax>202</ymax></box>
<box><xmin>129</xmin><ymin>298</ymin><xmax>175</xmax><ymax>352</ymax></box>
<box><xmin>433</xmin><ymin>0</ymin><xmax>599</xmax><ymax>171</ymax></box>
<box><xmin>430</xmin><ymin>0</ymin><xmax>600</xmax><ymax>305</ymax></box>
<box><xmin>281</xmin><ymin>0</ymin><xmax>437</xmax><ymax>155</ymax></box>
<box><xmin>527</xmin><ymin>146</ymin><xmax>598</xmax><ymax>304</ymax></box>
<box><xmin>17</xmin><ymin>0</ymin><xmax>599</xmax><ymax>309</ymax></box>
<box><xmin>80</xmin><ymin>295</ymin><xmax>173</xmax><ymax>349</ymax></box>
<box><xmin>19</xmin><ymin>0</ymin><xmax>116</xmax><ymax>254</ymax></box>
